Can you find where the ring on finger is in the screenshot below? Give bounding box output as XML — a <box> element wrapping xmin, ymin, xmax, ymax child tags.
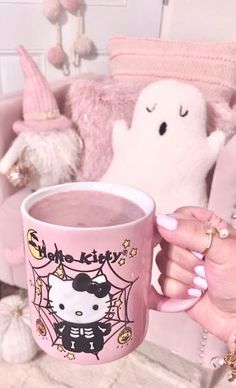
<box><xmin>203</xmin><ymin>225</ymin><xmax>229</xmax><ymax>254</ymax></box>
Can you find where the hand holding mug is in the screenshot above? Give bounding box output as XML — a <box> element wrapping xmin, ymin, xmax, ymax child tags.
<box><xmin>156</xmin><ymin>206</ymin><xmax>236</xmax><ymax>352</ymax></box>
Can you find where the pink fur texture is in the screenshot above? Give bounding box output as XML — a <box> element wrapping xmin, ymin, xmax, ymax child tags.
<box><xmin>207</xmin><ymin>101</ymin><xmax>236</xmax><ymax>138</ymax></box>
<box><xmin>66</xmin><ymin>77</ymin><xmax>140</xmax><ymax>180</ymax></box>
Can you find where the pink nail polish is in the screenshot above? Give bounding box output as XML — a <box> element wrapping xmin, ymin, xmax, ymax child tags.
<box><xmin>188</xmin><ymin>288</ymin><xmax>202</xmax><ymax>297</ymax></box>
<box><xmin>156</xmin><ymin>214</ymin><xmax>178</xmax><ymax>231</ymax></box>
<box><xmin>193</xmin><ymin>276</ymin><xmax>208</xmax><ymax>290</ymax></box>
<box><xmin>192</xmin><ymin>251</ymin><xmax>204</xmax><ymax>260</ymax></box>
<box><xmin>194</xmin><ymin>265</ymin><xmax>206</xmax><ymax>279</ymax></box>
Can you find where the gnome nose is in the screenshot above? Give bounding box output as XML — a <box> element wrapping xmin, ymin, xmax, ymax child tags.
<box><xmin>75</xmin><ymin>310</ymin><xmax>83</xmax><ymax>316</ymax></box>
<box><xmin>159</xmin><ymin>122</ymin><xmax>167</xmax><ymax>136</ymax></box>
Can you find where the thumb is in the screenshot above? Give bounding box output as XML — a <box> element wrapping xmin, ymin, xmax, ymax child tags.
<box><xmin>156</xmin><ymin>208</ymin><xmax>236</xmax><ymax>265</ymax></box>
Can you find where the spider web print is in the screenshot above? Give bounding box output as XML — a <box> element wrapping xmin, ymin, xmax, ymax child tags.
<box><xmin>30</xmin><ymin>251</ymin><xmax>138</xmax><ymax>360</ymax></box>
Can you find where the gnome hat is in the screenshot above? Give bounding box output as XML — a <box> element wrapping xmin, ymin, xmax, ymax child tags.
<box><xmin>13</xmin><ymin>45</ymin><xmax>72</xmax><ymax>134</ymax></box>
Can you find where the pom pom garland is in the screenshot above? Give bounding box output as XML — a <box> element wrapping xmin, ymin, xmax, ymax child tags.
<box><xmin>43</xmin><ymin>0</ymin><xmax>93</xmax><ymax>74</ymax></box>
<box><xmin>47</xmin><ymin>23</ymin><xmax>70</xmax><ymax>76</ymax></box>
<box><xmin>48</xmin><ymin>45</ymin><xmax>66</xmax><ymax>68</ymax></box>
<box><xmin>73</xmin><ymin>33</ymin><xmax>93</xmax><ymax>66</ymax></box>
<box><xmin>60</xmin><ymin>0</ymin><xmax>80</xmax><ymax>13</ymax></box>
<box><xmin>73</xmin><ymin>8</ymin><xmax>93</xmax><ymax>66</ymax></box>
<box><xmin>42</xmin><ymin>0</ymin><xmax>61</xmax><ymax>22</ymax></box>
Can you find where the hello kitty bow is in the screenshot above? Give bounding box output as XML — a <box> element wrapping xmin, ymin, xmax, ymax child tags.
<box><xmin>72</xmin><ymin>273</ymin><xmax>111</xmax><ymax>298</ymax></box>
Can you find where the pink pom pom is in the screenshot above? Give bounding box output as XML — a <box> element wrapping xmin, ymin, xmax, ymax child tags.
<box><xmin>48</xmin><ymin>46</ymin><xmax>66</xmax><ymax>68</ymax></box>
<box><xmin>60</xmin><ymin>0</ymin><xmax>80</xmax><ymax>12</ymax></box>
<box><xmin>43</xmin><ymin>0</ymin><xmax>61</xmax><ymax>22</ymax></box>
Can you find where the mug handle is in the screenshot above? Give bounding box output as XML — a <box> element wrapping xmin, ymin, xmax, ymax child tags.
<box><xmin>148</xmin><ymin>220</ymin><xmax>201</xmax><ymax>313</ymax></box>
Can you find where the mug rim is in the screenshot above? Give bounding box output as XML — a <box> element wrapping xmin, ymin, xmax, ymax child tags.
<box><xmin>21</xmin><ymin>182</ymin><xmax>156</xmax><ymax>231</ymax></box>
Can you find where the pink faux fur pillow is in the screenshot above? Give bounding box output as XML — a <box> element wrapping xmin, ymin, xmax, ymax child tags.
<box><xmin>66</xmin><ymin>77</ymin><xmax>140</xmax><ymax>180</ymax></box>
<box><xmin>109</xmin><ymin>36</ymin><xmax>236</xmax><ymax>136</ymax></box>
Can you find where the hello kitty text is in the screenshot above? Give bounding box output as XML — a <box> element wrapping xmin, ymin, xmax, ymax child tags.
<box><xmin>27</xmin><ymin>230</ymin><xmax>123</xmax><ymax>264</ymax></box>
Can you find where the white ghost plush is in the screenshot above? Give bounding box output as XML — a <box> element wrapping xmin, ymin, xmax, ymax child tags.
<box><xmin>102</xmin><ymin>79</ymin><xmax>225</xmax><ymax>213</ymax></box>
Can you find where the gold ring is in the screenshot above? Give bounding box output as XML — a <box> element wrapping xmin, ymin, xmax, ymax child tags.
<box><xmin>205</xmin><ymin>227</ymin><xmax>218</xmax><ymax>251</ymax></box>
<box><xmin>204</xmin><ymin>226</ymin><xmax>229</xmax><ymax>254</ymax></box>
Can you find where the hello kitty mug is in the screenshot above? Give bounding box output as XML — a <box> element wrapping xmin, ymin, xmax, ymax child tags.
<box><xmin>21</xmin><ymin>182</ymin><xmax>198</xmax><ymax>365</ymax></box>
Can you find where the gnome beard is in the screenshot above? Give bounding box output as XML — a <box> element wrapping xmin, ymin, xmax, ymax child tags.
<box><xmin>0</xmin><ymin>128</ymin><xmax>81</xmax><ymax>189</ymax></box>
<box><xmin>0</xmin><ymin>46</ymin><xmax>83</xmax><ymax>189</ymax></box>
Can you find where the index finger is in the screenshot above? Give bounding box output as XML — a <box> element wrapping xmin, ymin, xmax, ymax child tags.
<box><xmin>156</xmin><ymin>207</ymin><xmax>236</xmax><ymax>265</ymax></box>
<box><xmin>174</xmin><ymin>206</ymin><xmax>215</xmax><ymax>223</ymax></box>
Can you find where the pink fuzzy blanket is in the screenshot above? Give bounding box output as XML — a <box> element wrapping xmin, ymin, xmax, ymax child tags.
<box><xmin>66</xmin><ymin>77</ymin><xmax>140</xmax><ymax>181</ymax></box>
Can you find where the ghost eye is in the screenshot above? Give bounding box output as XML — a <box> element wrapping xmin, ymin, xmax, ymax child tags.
<box><xmin>179</xmin><ymin>106</ymin><xmax>188</xmax><ymax>117</ymax></box>
<box><xmin>93</xmin><ymin>304</ymin><xmax>99</xmax><ymax>310</ymax></box>
<box><xmin>146</xmin><ymin>104</ymin><xmax>157</xmax><ymax>113</ymax></box>
<box><xmin>59</xmin><ymin>304</ymin><xmax>65</xmax><ymax>310</ymax></box>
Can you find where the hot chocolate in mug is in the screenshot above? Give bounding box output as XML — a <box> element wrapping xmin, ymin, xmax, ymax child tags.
<box><xmin>21</xmin><ymin>182</ymin><xmax>198</xmax><ymax>365</ymax></box>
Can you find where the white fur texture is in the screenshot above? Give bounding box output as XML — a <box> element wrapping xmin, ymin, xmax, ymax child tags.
<box><xmin>73</xmin><ymin>34</ymin><xmax>93</xmax><ymax>57</ymax></box>
<box><xmin>102</xmin><ymin>80</ymin><xmax>225</xmax><ymax>213</ymax></box>
<box><xmin>0</xmin><ymin>128</ymin><xmax>83</xmax><ymax>189</ymax></box>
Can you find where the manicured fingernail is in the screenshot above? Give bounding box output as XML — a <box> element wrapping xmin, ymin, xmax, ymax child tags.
<box><xmin>188</xmin><ymin>288</ymin><xmax>202</xmax><ymax>297</ymax></box>
<box><xmin>156</xmin><ymin>214</ymin><xmax>178</xmax><ymax>231</ymax></box>
<box><xmin>194</xmin><ymin>265</ymin><xmax>206</xmax><ymax>279</ymax></box>
<box><xmin>192</xmin><ymin>251</ymin><xmax>204</xmax><ymax>260</ymax></box>
<box><xmin>193</xmin><ymin>276</ymin><xmax>208</xmax><ymax>290</ymax></box>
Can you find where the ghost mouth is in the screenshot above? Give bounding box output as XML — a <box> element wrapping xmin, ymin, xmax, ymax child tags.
<box><xmin>159</xmin><ymin>122</ymin><xmax>167</xmax><ymax>136</ymax></box>
<box><xmin>75</xmin><ymin>311</ymin><xmax>83</xmax><ymax>316</ymax></box>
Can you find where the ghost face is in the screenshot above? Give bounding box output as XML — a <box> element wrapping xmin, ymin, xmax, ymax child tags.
<box><xmin>131</xmin><ymin>79</ymin><xmax>207</xmax><ymax>142</ymax></box>
<box><xmin>48</xmin><ymin>274</ymin><xmax>111</xmax><ymax>324</ymax></box>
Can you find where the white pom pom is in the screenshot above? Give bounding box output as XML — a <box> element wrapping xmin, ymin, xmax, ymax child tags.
<box><xmin>43</xmin><ymin>0</ymin><xmax>61</xmax><ymax>22</ymax></box>
<box><xmin>73</xmin><ymin>33</ymin><xmax>93</xmax><ymax>57</ymax></box>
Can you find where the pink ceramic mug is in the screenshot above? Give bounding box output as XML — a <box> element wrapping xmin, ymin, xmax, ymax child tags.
<box><xmin>21</xmin><ymin>182</ymin><xmax>198</xmax><ymax>365</ymax></box>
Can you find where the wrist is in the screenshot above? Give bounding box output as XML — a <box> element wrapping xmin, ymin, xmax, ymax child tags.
<box><xmin>206</xmin><ymin>306</ymin><xmax>236</xmax><ymax>349</ymax></box>
<box><xmin>217</xmin><ymin>315</ymin><xmax>236</xmax><ymax>351</ymax></box>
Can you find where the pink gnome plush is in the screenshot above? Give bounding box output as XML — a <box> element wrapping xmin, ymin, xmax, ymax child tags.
<box><xmin>0</xmin><ymin>46</ymin><xmax>82</xmax><ymax>189</ymax></box>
